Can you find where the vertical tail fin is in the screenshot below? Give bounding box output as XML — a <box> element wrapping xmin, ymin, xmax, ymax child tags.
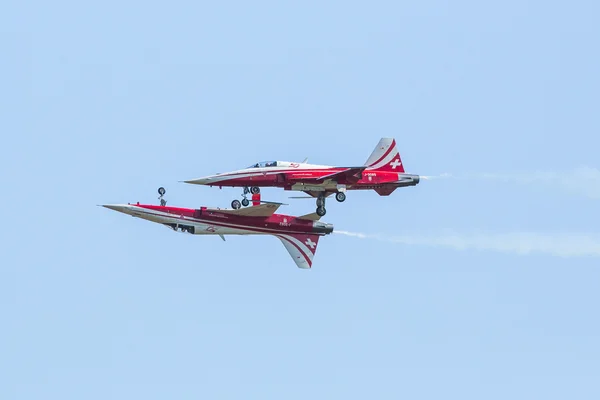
<box><xmin>364</xmin><ymin>138</ymin><xmax>405</xmax><ymax>173</ymax></box>
<box><xmin>276</xmin><ymin>233</ymin><xmax>320</xmax><ymax>269</ymax></box>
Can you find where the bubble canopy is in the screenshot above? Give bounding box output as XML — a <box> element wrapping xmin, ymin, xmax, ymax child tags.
<box><xmin>246</xmin><ymin>161</ymin><xmax>278</xmax><ymax>168</ymax></box>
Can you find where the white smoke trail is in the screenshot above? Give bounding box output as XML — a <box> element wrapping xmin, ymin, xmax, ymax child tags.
<box><xmin>423</xmin><ymin>167</ymin><xmax>600</xmax><ymax>199</ymax></box>
<box><xmin>335</xmin><ymin>230</ymin><xmax>600</xmax><ymax>258</ymax></box>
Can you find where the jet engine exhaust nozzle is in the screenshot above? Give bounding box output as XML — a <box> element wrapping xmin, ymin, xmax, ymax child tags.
<box><xmin>313</xmin><ymin>221</ymin><xmax>334</xmax><ymax>234</ymax></box>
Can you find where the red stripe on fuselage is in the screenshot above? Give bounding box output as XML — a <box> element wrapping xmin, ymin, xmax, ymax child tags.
<box><xmin>131</xmin><ymin>205</ymin><xmax>321</xmax><ymax>236</ymax></box>
<box><xmin>203</xmin><ymin>168</ymin><xmax>403</xmax><ymax>188</ymax></box>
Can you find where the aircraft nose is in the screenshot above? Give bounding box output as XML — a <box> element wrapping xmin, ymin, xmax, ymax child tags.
<box><xmin>101</xmin><ymin>204</ymin><xmax>133</xmax><ymax>215</ymax></box>
<box><xmin>183</xmin><ymin>176</ymin><xmax>213</xmax><ymax>185</ymax></box>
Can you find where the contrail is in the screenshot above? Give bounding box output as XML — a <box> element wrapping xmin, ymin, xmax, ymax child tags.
<box><xmin>334</xmin><ymin>230</ymin><xmax>600</xmax><ymax>257</ymax></box>
<box><xmin>422</xmin><ymin>167</ymin><xmax>600</xmax><ymax>199</ymax></box>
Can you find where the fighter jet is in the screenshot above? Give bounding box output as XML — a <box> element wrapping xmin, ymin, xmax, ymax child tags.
<box><xmin>101</xmin><ymin>188</ymin><xmax>332</xmax><ymax>269</ymax></box>
<box><xmin>184</xmin><ymin>137</ymin><xmax>420</xmax><ymax>216</ymax></box>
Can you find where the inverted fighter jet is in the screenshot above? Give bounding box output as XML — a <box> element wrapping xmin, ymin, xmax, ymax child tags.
<box><xmin>101</xmin><ymin>188</ymin><xmax>332</xmax><ymax>269</ymax></box>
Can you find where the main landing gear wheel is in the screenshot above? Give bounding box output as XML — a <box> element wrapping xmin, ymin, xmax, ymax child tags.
<box><xmin>250</xmin><ymin>186</ymin><xmax>260</xmax><ymax>195</ymax></box>
<box><xmin>315</xmin><ymin>194</ymin><xmax>326</xmax><ymax>216</ymax></box>
<box><xmin>231</xmin><ymin>199</ymin><xmax>242</xmax><ymax>209</ymax></box>
<box><xmin>335</xmin><ymin>192</ymin><xmax>346</xmax><ymax>202</ymax></box>
<box><xmin>241</xmin><ymin>198</ymin><xmax>250</xmax><ymax>207</ymax></box>
<box><xmin>158</xmin><ymin>187</ymin><xmax>166</xmax><ymax>196</ymax></box>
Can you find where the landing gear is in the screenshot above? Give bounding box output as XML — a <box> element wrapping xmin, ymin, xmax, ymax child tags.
<box><xmin>158</xmin><ymin>187</ymin><xmax>167</xmax><ymax>206</ymax></box>
<box><xmin>335</xmin><ymin>192</ymin><xmax>346</xmax><ymax>202</ymax></box>
<box><xmin>315</xmin><ymin>194</ymin><xmax>327</xmax><ymax>216</ymax></box>
<box><xmin>235</xmin><ymin>186</ymin><xmax>260</xmax><ymax>208</ymax></box>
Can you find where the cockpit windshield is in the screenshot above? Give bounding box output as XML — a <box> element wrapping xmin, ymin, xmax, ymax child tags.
<box><xmin>246</xmin><ymin>161</ymin><xmax>277</xmax><ymax>168</ymax></box>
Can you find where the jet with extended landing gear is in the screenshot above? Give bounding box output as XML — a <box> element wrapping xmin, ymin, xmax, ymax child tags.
<box><xmin>183</xmin><ymin>138</ymin><xmax>420</xmax><ymax>216</ymax></box>
<box><xmin>101</xmin><ymin>187</ymin><xmax>333</xmax><ymax>269</ymax></box>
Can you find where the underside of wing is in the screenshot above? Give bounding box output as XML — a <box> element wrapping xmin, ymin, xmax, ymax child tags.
<box><xmin>317</xmin><ymin>166</ymin><xmax>367</xmax><ymax>182</ymax></box>
<box><xmin>210</xmin><ymin>203</ymin><xmax>281</xmax><ymax>217</ymax></box>
<box><xmin>277</xmin><ymin>233</ymin><xmax>321</xmax><ymax>269</ymax></box>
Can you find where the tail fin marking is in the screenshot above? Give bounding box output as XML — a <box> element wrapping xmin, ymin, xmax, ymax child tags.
<box><xmin>364</xmin><ymin>138</ymin><xmax>405</xmax><ymax>173</ymax></box>
<box><xmin>277</xmin><ymin>233</ymin><xmax>320</xmax><ymax>269</ymax></box>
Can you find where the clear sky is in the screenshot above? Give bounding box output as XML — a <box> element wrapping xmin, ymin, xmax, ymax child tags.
<box><xmin>3</xmin><ymin>1</ymin><xmax>600</xmax><ymax>398</ymax></box>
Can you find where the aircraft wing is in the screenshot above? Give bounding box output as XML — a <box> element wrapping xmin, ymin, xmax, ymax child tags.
<box><xmin>211</xmin><ymin>203</ymin><xmax>281</xmax><ymax>217</ymax></box>
<box><xmin>276</xmin><ymin>233</ymin><xmax>321</xmax><ymax>269</ymax></box>
<box><xmin>317</xmin><ymin>166</ymin><xmax>367</xmax><ymax>182</ymax></box>
<box><xmin>297</xmin><ymin>212</ymin><xmax>321</xmax><ymax>221</ymax></box>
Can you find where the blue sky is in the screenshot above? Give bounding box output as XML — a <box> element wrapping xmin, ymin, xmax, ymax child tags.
<box><xmin>3</xmin><ymin>1</ymin><xmax>600</xmax><ymax>398</ymax></box>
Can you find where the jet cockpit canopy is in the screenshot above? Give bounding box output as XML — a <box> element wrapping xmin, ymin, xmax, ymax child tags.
<box><xmin>246</xmin><ymin>161</ymin><xmax>278</xmax><ymax>168</ymax></box>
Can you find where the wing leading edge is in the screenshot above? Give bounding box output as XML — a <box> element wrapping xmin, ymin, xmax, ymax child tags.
<box><xmin>276</xmin><ymin>233</ymin><xmax>321</xmax><ymax>269</ymax></box>
<box><xmin>210</xmin><ymin>203</ymin><xmax>281</xmax><ymax>217</ymax></box>
<box><xmin>317</xmin><ymin>166</ymin><xmax>367</xmax><ymax>182</ymax></box>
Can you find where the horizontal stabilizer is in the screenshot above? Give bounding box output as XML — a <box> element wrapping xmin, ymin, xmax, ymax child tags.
<box><xmin>297</xmin><ymin>212</ymin><xmax>321</xmax><ymax>221</ymax></box>
<box><xmin>374</xmin><ymin>187</ymin><xmax>397</xmax><ymax>196</ymax></box>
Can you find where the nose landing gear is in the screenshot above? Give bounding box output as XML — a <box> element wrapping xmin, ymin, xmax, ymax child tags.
<box><xmin>231</xmin><ymin>199</ymin><xmax>242</xmax><ymax>209</ymax></box>
<box><xmin>158</xmin><ymin>187</ymin><xmax>167</xmax><ymax>206</ymax></box>
<box><xmin>232</xmin><ymin>186</ymin><xmax>260</xmax><ymax>209</ymax></box>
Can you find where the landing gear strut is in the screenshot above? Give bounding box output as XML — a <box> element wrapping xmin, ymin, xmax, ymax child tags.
<box><xmin>316</xmin><ymin>194</ymin><xmax>326</xmax><ymax>216</ymax></box>
<box><xmin>236</xmin><ymin>186</ymin><xmax>260</xmax><ymax>208</ymax></box>
<box><xmin>158</xmin><ymin>187</ymin><xmax>167</xmax><ymax>206</ymax></box>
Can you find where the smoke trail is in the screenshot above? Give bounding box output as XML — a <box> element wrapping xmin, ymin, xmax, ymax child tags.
<box><xmin>335</xmin><ymin>230</ymin><xmax>600</xmax><ymax>257</ymax></box>
<box><xmin>425</xmin><ymin>167</ymin><xmax>600</xmax><ymax>199</ymax></box>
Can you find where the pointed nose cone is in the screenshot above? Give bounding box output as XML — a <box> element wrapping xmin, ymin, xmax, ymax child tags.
<box><xmin>183</xmin><ymin>176</ymin><xmax>213</xmax><ymax>185</ymax></box>
<box><xmin>101</xmin><ymin>204</ymin><xmax>133</xmax><ymax>215</ymax></box>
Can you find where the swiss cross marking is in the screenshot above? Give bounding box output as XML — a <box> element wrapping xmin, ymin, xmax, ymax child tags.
<box><xmin>390</xmin><ymin>159</ymin><xmax>402</xmax><ymax>169</ymax></box>
<box><xmin>305</xmin><ymin>238</ymin><xmax>316</xmax><ymax>249</ymax></box>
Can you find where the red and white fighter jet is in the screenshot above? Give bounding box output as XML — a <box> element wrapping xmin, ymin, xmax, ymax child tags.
<box><xmin>184</xmin><ymin>137</ymin><xmax>420</xmax><ymax>216</ymax></box>
<box><xmin>102</xmin><ymin>188</ymin><xmax>332</xmax><ymax>269</ymax></box>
